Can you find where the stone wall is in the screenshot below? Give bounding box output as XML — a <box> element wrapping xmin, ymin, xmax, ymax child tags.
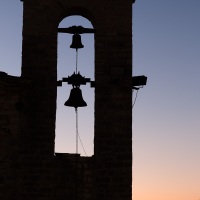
<box><xmin>0</xmin><ymin>72</ymin><xmax>29</xmax><ymax>199</ymax></box>
<box><xmin>0</xmin><ymin>77</ymin><xmax>94</xmax><ymax>199</ymax></box>
<box><xmin>0</xmin><ymin>0</ymin><xmax>134</xmax><ymax>199</ymax></box>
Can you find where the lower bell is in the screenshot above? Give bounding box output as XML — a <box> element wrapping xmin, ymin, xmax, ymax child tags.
<box><xmin>64</xmin><ymin>87</ymin><xmax>87</xmax><ymax>108</ymax></box>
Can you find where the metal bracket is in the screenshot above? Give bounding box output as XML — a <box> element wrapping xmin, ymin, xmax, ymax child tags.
<box><xmin>58</xmin><ymin>26</ymin><xmax>95</xmax><ymax>34</ymax></box>
<box><xmin>57</xmin><ymin>72</ymin><xmax>91</xmax><ymax>87</ymax></box>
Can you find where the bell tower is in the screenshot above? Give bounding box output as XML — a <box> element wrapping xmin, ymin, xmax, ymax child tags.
<box><xmin>19</xmin><ymin>0</ymin><xmax>134</xmax><ymax>199</ymax></box>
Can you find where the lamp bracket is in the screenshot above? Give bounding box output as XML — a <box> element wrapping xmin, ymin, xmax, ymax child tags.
<box><xmin>132</xmin><ymin>76</ymin><xmax>147</xmax><ymax>89</ymax></box>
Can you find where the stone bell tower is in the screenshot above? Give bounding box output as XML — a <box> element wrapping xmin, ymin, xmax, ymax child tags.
<box><xmin>0</xmin><ymin>0</ymin><xmax>134</xmax><ymax>199</ymax></box>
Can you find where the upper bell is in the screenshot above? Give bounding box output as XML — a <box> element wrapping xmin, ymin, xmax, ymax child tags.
<box><xmin>70</xmin><ymin>34</ymin><xmax>84</xmax><ymax>49</ymax></box>
<box><xmin>64</xmin><ymin>87</ymin><xmax>87</xmax><ymax>108</ymax></box>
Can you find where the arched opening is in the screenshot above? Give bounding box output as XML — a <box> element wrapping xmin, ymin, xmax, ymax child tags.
<box><xmin>55</xmin><ymin>16</ymin><xmax>94</xmax><ymax>157</ymax></box>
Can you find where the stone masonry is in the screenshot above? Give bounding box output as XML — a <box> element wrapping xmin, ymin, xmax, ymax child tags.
<box><xmin>0</xmin><ymin>0</ymin><xmax>135</xmax><ymax>199</ymax></box>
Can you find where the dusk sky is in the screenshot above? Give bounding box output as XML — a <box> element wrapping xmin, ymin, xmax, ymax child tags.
<box><xmin>0</xmin><ymin>0</ymin><xmax>200</xmax><ymax>200</ymax></box>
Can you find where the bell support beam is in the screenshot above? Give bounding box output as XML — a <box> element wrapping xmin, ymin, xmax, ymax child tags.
<box><xmin>57</xmin><ymin>72</ymin><xmax>91</xmax><ymax>87</ymax></box>
<box><xmin>58</xmin><ymin>26</ymin><xmax>96</xmax><ymax>34</ymax></box>
<box><xmin>57</xmin><ymin>75</ymin><xmax>147</xmax><ymax>89</ymax></box>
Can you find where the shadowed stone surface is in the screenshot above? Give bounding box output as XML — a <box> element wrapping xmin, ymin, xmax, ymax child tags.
<box><xmin>0</xmin><ymin>0</ymin><xmax>134</xmax><ymax>199</ymax></box>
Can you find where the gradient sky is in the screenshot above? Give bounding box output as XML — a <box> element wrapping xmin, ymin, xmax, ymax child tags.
<box><xmin>0</xmin><ymin>0</ymin><xmax>200</xmax><ymax>200</ymax></box>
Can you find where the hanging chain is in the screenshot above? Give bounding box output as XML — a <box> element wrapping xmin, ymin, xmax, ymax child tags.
<box><xmin>132</xmin><ymin>89</ymin><xmax>139</xmax><ymax>108</ymax></box>
<box><xmin>75</xmin><ymin>108</ymin><xmax>78</xmax><ymax>155</ymax></box>
<box><xmin>75</xmin><ymin>108</ymin><xmax>78</xmax><ymax>200</ymax></box>
<box><xmin>78</xmin><ymin>134</ymin><xmax>87</xmax><ymax>157</ymax></box>
<box><xmin>76</xmin><ymin>49</ymin><xmax>78</xmax><ymax>74</ymax></box>
<box><xmin>75</xmin><ymin>108</ymin><xmax>88</xmax><ymax>157</ymax></box>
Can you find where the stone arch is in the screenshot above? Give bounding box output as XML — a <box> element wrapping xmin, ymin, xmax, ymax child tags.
<box><xmin>56</xmin><ymin>15</ymin><xmax>95</xmax><ymax>155</ymax></box>
<box><xmin>57</xmin><ymin>5</ymin><xmax>96</xmax><ymax>28</ymax></box>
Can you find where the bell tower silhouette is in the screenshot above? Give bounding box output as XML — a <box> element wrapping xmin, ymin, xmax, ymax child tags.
<box><xmin>20</xmin><ymin>0</ymin><xmax>134</xmax><ymax>199</ymax></box>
